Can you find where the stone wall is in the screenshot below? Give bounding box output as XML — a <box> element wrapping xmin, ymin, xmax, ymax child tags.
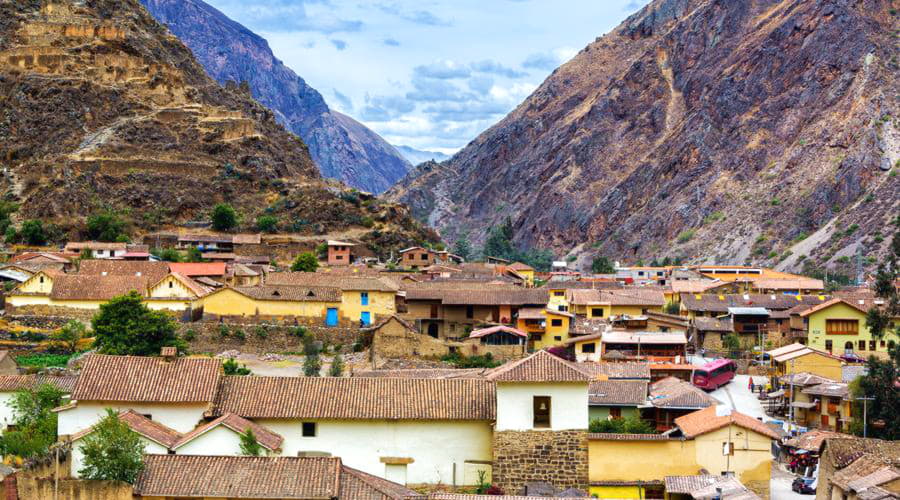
<box><xmin>179</xmin><ymin>321</ymin><xmax>365</xmax><ymax>354</ymax></box>
<box><xmin>492</xmin><ymin>430</ymin><xmax>588</xmax><ymax>494</ymax></box>
<box><xmin>6</xmin><ymin>305</ymin><xmax>96</xmax><ymax>323</ymax></box>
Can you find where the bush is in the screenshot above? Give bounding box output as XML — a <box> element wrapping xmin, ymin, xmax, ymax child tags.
<box><xmin>663</xmin><ymin>302</ymin><xmax>680</xmax><ymax>315</ymax></box>
<box><xmin>223</xmin><ymin>358</ymin><xmax>251</xmax><ymax>376</ymax></box>
<box><xmin>677</xmin><ymin>229</ymin><xmax>695</xmax><ymax>243</ymax></box>
<box><xmin>256</xmin><ymin>215</ymin><xmax>279</xmax><ymax>233</ymax></box>
<box><xmin>86</xmin><ymin>212</ymin><xmax>128</xmax><ymax>242</ymax></box>
<box><xmin>303</xmin><ymin>353</ymin><xmax>322</xmax><ymax>376</ymax></box>
<box><xmin>441</xmin><ymin>352</ymin><xmax>501</xmax><ymax>368</ymax></box>
<box><xmin>588</xmin><ymin>415</ymin><xmax>655</xmax><ymax>434</ymax></box>
<box><xmin>92</xmin><ymin>291</ymin><xmax>185</xmax><ymax>356</ymax></box>
<box><xmin>352</xmin><ymin>341</ymin><xmax>363</xmax><ymax>353</ymax></box>
<box><xmin>329</xmin><ymin>354</ymin><xmax>344</xmax><ymax>377</ymax></box>
<box><xmin>182</xmin><ymin>329</ymin><xmax>197</xmax><ymax>342</ymax></box>
<box><xmin>78</xmin><ymin>409</ymin><xmax>145</xmax><ymax>483</ymax></box>
<box><xmin>288</xmin><ymin>326</ymin><xmax>309</xmax><ymax>338</ymax></box>
<box><xmin>231</xmin><ymin>327</ymin><xmax>246</xmax><ymax>341</ymax></box>
<box><xmin>211</xmin><ymin>203</ymin><xmax>238</xmax><ymax>231</ymax></box>
<box><xmin>155</xmin><ymin>248</ymin><xmax>182</xmax><ymax>262</ymax></box>
<box><xmin>291</xmin><ymin>252</ymin><xmax>319</xmax><ymax>272</ymax></box>
<box><xmin>0</xmin><ymin>384</ymin><xmax>65</xmax><ymax>458</ymax></box>
<box><xmin>218</xmin><ymin>324</ymin><xmax>230</xmax><ymax>338</ymax></box>
<box><xmin>20</xmin><ymin>220</ymin><xmax>47</xmax><ymax>245</ymax></box>
<box><xmin>239</xmin><ymin>429</ymin><xmax>262</xmax><ymax>456</ymax></box>
<box><xmin>254</xmin><ymin>326</ymin><xmax>268</xmax><ymax>339</ymax></box>
<box><xmin>591</xmin><ymin>256</ymin><xmax>615</xmax><ymax>274</ymax></box>
<box><xmin>51</xmin><ymin>320</ymin><xmax>86</xmax><ymax>353</ymax></box>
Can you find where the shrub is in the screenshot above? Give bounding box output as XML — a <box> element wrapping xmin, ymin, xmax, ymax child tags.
<box><xmin>239</xmin><ymin>429</ymin><xmax>262</xmax><ymax>456</ymax></box>
<box><xmin>86</xmin><ymin>211</ymin><xmax>128</xmax><ymax>242</ymax></box>
<box><xmin>303</xmin><ymin>353</ymin><xmax>322</xmax><ymax>377</ymax></box>
<box><xmin>770</xmin><ymin>198</ymin><xmax>781</xmax><ymax>206</ymax></box>
<box><xmin>352</xmin><ymin>341</ymin><xmax>363</xmax><ymax>353</ymax></box>
<box><xmin>329</xmin><ymin>354</ymin><xmax>344</xmax><ymax>377</ymax></box>
<box><xmin>254</xmin><ymin>326</ymin><xmax>268</xmax><ymax>339</ymax></box>
<box><xmin>52</xmin><ymin>320</ymin><xmax>86</xmax><ymax>353</ymax></box>
<box><xmin>20</xmin><ymin>220</ymin><xmax>46</xmax><ymax>245</ymax></box>
<box><xmin>182</xmin><ymin>329</ymin><xmax>197</xmax><ymax>342</ymax></box>
<box><xmin>92</xmin><ymin>291</ymin><xmax>184</xmax><ymax>356</ymax></box>
<box><xmin>677</xmin><ymin>229</ymin><xmax>695</xmax><ymax>243</ymax></box>
<box><xmin>288</xmin><ymin>326</ymin><xmax>308</xmax><ymax>338</ymax></box>
<box><xmin>78</xmin><ymin>409</ymin><xmax>145</xmax><ymax>483</ymax></box>
<box><xmin>0</xmin><ymin>384</ymin><xmax>65</xmax><ymax>458</ymax></box>
<box><xmin>591</xmin><ymin>256</ymin><xmax>615</xmax><ymax>274</ymax></box>
<box><xmin>211</xmin><ymin>203</ymin><xmax>238</xmax><ymax>231</ymax></box>
<box><xmin>218</xmin><ymin>324</ymin><xmax>230</xmax><ymax>338</ymax></box>
<box><xmin>663</xmin><ymin>302</ymin><xmax>680</xmax><ymax>315</ymax></box>
<box><xmin>588</xmin><ymin>415</ymin><xmax>654</xmax><ymax>434</ymax></box>
<box><xmin>703</xmin><ymin>211</ymin><xmax>724</xmax><ymax>224</ymax></box>
<box><xmin>441</xmin><ymin>352</ymin><xmax>501</xmax><ymax>368</ymax></box>
<box><xmin>290</xmin><ymin>252</ymin><xmax>319</xmax><ymax>272</ymax></box>
<box><xmin>231</xmin><ymin>327</ymin><xmax>246</xmax><ymax>341</ymax></box>
<box><xmin>223</xmin><ymin>358</ymin><xmax>251</xmax><ymax>376</ymax></box>
<box><xmin>155</xmin><ymin>248</ymin><xmax>182</xmax><ymax>262</ymax></box>
<box><xmin>846</xmin><ymin>223</ymin><xmax>859</xmax><ymax>235</ymax></box>
<box><xmin>256</xmin><ymin>215</ymin><xmax>279</xmax><ymax>233</ymax></box>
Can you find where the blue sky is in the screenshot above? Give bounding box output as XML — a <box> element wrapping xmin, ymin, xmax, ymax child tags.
<box><xmin>204</xmin><ymin>0</ymin><xmax>650</xmax><ymax>154</ymax></box>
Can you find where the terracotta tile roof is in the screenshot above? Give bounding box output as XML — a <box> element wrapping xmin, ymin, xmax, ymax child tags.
<box><xmin>468</xmin><ymin>325</ymin><xmax>527</xmax><ymax>339</ymax></box>
<box><xmin>10</xmin><ymin>252</ymin><xmax>72</xmax><ymax>264</ymax></box>
<box><xmin>545</xmin><ymin>280</ymin><xmax>624</xmax><ymax>290</ymax></box>
<box><xmin>856</xmin><ymin>485</ymin><xmax>897</xmax><ymax>500</ymax></box>
<box><xmin>72</xmin><ymin>354</ymin><xmax>221</xmax><ymax>403</ymax></box>
<box><xmin>507</xmin><ymin>262</ymin><xmax>534</xmax><ymax>271</ymax></box>
<box><xmin>588</xmin><ymin>380</ymin><xmax>648</xmax><ymax>406</ymax></box>
<box><xmin>753</xmin><ymin>278</ymin><xmax>824</xmax><ymax>290</ymax></box>
<box><xmin>403</xmin><ymin>282</ymin><xmax>546</xmax><ymax>305</ymax></box>
<box><xmin>77</xmin><ymin>259</ymin><xmax>170</xmax><ymax>281</ymax></box>
<box><xmin>50</xmin><ymin>274</ymin><xmax>149</xmax><ymax>300</ymax></box>
<box><xmin>70</xmin><ymin>410</ymin><xmax>182</xmax><ymax>448</ymax></box>
<box><xmin>692</xmin><ymin>317</ymin><xmax>733</xmax><ymax>332</ymax></box>
<box><xmin>65</xmin><ymin>241</ymin><xmax>127</xmax><ymax>251</ymax></box>
<box><xmin>177</xmin><ymin>234</ymin><xmax>233</xmax><ymax>244</ymax></box>
<box><xmin>602</xmin><ymin>330</ymin><xmax>688</xmax><ymax>345</ymax></box>
<box><xmin>133</xmin><ymin>455</ymin><xmax>342</xmax><ymax>499</ymax></box>
<box><xmin>352</xmin><ymin>368</ymin><xmax>489</xmax><ymax>379</ymax></box>
<box><xmin>571</xmin><ymin>317</ymin><xmax>609</xmax><ymax>336</ymax></box>
<box><xmin>267</xmin><ymin>272</ymin><xmax>399</xmax><ymax>292</ymax></box>
<box><xmin>649</xmin><ymin>377</ymin><xmax>718</xmax><ymax>409</ymax></box>
<box><xmin>680</xmin><ymin>293</ymin><xmax>828</xmax><ymax>313</ymax></box>
<box><xmin>173</xmin><ymin>413</ymin><xmax>283</xmax><ymax>451</ymax></box>
<box><xmin>822</xmin><ymin>438</ymin><xmax>900</xmax><ymax>469</ymax></box>
<box><xmin>168</xmin><ymin>262</ymin><xmax>227</xmax><ymax>277</ymax></box>
<box><xmin>802</xmin><ymin>382</ymin><xmax>849</xmax><ymax>398</ymax></box>
<box><xmin>485</xmin><ymin>350</ymin><xmax>592</xmax><ymax>382</ymax></box>
<box><xmin>766</xmin><ymin>343</ymin><xmax>807</xmax><ymax>357</ymax></box>
<box><xmin>567</xmin><ymin>289</ymin><xmax>666</xmax><ymax>306</ymax></box>
<box><xmin>575</xmin><ymin>362</ymin><xmax>651</xmax><ymax>380</ymax></box>
<box><xmin>228</xmin><ymin>285</ymin><xmax>341</xmax><ymax>302</ymax></box>
<box><xmin>231</xmin><ymin>263</ymin><xmax>260</xmax><ymax>277</ymax></box>
<box><xmin>773</xmin><ymin>347</ymin><xmax>842</xmax><ymax>363</ymax></box>
<box><xmin>674</xmin><ymin>406</ymin><xmax>781</xmax><ymax>440</ymax></box>
<box><xmin>342</xmin><ymin>466</ymin><xmax>425</xmax><ymax>499</ymax></box>
<box><xmin>664</xmin><ymin>475</ymin><xmax>742</xmax><ymax>494</ymax></box>
<box><xmin>671</xmin><ymin>280</ymin><xmax>725</xmax><ymax>293</ymax></box>
<box><xmin>0</xmin><ymin>374</ymin><xmax>78</xmax><ymax>393</ymax></box>
<box><xmin>209</xmin><ymin>376</ymin><xmax>495</xmax><ymax>420</ymax></box>
<box><xmin>833</xmin><ymin>456</ymin><xmax>900</xmax><ymax>492</ymax></box>
<box><xmin>784</xmin><ymin>430</ymin><xmax>854</xmax><ymax>452</ymax></box>
<box><xmin>799</xmin><ymin>297</ymin><xmax>869</xmax><ymax>317</ymax></box>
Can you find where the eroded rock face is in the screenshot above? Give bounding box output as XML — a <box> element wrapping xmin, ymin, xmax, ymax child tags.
<box><xmin>0</xmin><ymin>0</ymin><xmax>436</xmax><ymax>255</ymax></box>
<box><xmin>388</xmin><ymin>0</ymin><xmax>899</xmax><ymax>270</ymax></box>
<box><xmin>141</xmin><ymin>0</ymin><xmax>411</xmax><ymax>194</ymax></box>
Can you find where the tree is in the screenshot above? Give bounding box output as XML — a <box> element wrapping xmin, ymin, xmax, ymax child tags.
<box><xmin>483</xmin><ymin>217</ymin><xmax>515</xmax><ymax>261</ymax></box>
<box><xmin>291</xmin><ymin>252</ymin><xmax>319</xmax><ymax>272</ymax></box>
<box><xmin>223</xmin><ymin>358</ymin><xmax>251</xmax><ymax>376</ymax></box>
<box><xmin>239</xmin><ymin>429</ymin><xmax>263</xmax><ymax>456</ymax></box>
<box><xmin>452</xmin><ymin>235</ymin><xmax>472</xmax><ymax>261</ymax></box>
<box><xmin>20</xmin><ymin>220</ymin><xmax>46</xmax><ymax>245</ymax></box>
<box><xmin>186</xmin><ymin>247</ymin><xmax>204</xmax><ymax>263</ymax></box>
<box><xmin>86</xmin><ymin>211</ymin><xmax>127</xmax><ymax>242</ymax></box>
<box><xmin>79</xmin><ymin>248</ymin><xmax>94</xmax><ymax>260</ymax></box>
<box><xmin>722</xmin><ymin>333</ymin><xmax>741</xmax><ymax>356</ymax></box>
<box><xmin>0</xmin><ymin>201</ymin><xmax>18</xmax><ymax>235</ymax></box>
<box><xmin>853</xmin><ymin>343</ymin><xmax>900</xmax><ymax>439</ymax></box>
<box><xmin>591</xmin><ymin>256</ymin><xmax>615</xmax><ymax>274</ymax></box>
<box><xmin>211</xmin><ymin>203</ymin><xmax>238</xmax><ymax>231</ymax></box>
<box><xmin>866</xmin><ymin>229</ymin><xmax>900</xmax><ymax>339</ymax></box>
<box><xmin>588</xmin><ymin>415</ymin><xmax>654</xmax><ymax>434</ymax></box>
<box><xmin>92</xmin><ymin>291</ymin><xmax>185</xmax><ymax>356</ymax></box>
<box><xmin>154</xmin><ymin>248</ymin><xmax>182</xmax><ymax>263</ymax></box>
<box><xmin>78</xmin><ymin>409</ymin><xmax>145</xmax><ymax>483</ymax></box>
<box><xmin>0</xmin><ymin>384</ymin><xmax>64</xmax><ymax>458</ymax></box>
<box><xmin>256</xmin><ymin>215</ymin><xmax>279</xmax><ymax>233</ymax></box>
<box><xmin>52</xmin><ymin>320</ymin><xmax>86</xmax><ymax>353</ymax></box>
<box><xmin>303</xmin><ymin>353</ymin><xmax>321</xmax><ymax>377</ymax></box>
<box><xmin>663</xmin><ymin>302</ymin><xmax>681</xmax><ymax>315</ymax></box>
<box><xmin>328</xmin><ymin>354</ymin><xmax>344</xmax><ymax>377</ymax></box>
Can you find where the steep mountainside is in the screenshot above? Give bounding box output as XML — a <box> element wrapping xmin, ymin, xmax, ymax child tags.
<box><xmin>141</xmin><ymin>0</ymin><xmax>411</xmax><ymax>194</ymax></box>
<box><xmin>395</xmin><ymin>146</ymin><xmax>451</xmax><ymax>166</ymax></box>
<box><xmin>388</xmin><ymin>0</ymin><xmax>899</xmax><ymax>271</ymax></box>
<box><xmin>0</xmin><ymin>0</ymin><xmax>435</xmax><ymax>255</ymax></box>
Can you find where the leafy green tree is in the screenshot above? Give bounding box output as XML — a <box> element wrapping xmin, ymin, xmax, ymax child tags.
<box><xmin>483</xmin><ymin>217</ymin><xmax>515</xmax><ymax>261</ymax></box>
<box><xmin>663</xmin><ymin>302</ymin><xmax>681</xmax><ymax>315</ymax></box>
<box><xmin>328</xmin><ymin>354</ymin><xmax>344</xmax><ymax>377</ymax></box>
<box><xmin>303</xmin><ymin>353</ymin><xmax>321</xmax><ymax>377</ymax></box>
<box><xmin>154</xmin><ymin>248</ymin><xmax>182</xmax><ymax>263</ymax></box>
<box><xmin>20</xmin><ymin>220</ymin><xmax>46</xmax><ymax>245</ymax></box>
<box><xmin>223</xmin><ymin>358</ymin><xmax>251</xmax><ymax>375</ymax></box>
<box><xmin>86</xmin><ymin>212</ymin><xmax>128</xmax><ymax>242</ymax></box>
<box><xmin>588</xmin><ymin>415</ymin><xmax>654</xmax><ymax>434</ymax></box>
<box><xmin>211</xmin><ymin>203</ymin><xmax>238</xmax><ymax>231</ymax></box>
<box><xmin>52</xmin><ymin>320</ymin><xmax>86</xmax><ymax>353</ymax></box>
<box><xmin>722</xmin><ymin>333</ymin><xmax>741</xmax><ymax>356</ymax></box>
<box><xmin>291</xmin><ymin>252</ymin><xmax>319</xmax><ymax>272</ymax></box>
<box><xmin>186</xmin><ymin>246</ymin><xmax>204</xmax><ymax>263</ymax></box>
<box><xmin>0</xmin><ymin>201</ymin><xmax>18</xmax><ymax>235</ymax></box>
<box><xmin>79</xmin><ymin>248</ymin><xmax>94</xmax><ymax>260</ymax></box>
<box><xmin>256</xmin><ymin>215</ymin><xmax>279</xmax><ymax>233</ymax></box>
<box><xmin>239</xmin><ymin>428</ymin><xmax>263</xmax><ymax>456</ymax></box>
<box><xmin>4</xmin><ymin>226</ymin><xmax>17</xmax><ymax>244</ymax></box>
<box><xmin>854</xmin><ymin>343</ymin><xmax>900</xmax><ymax>439</ymax></box>
<box><xmin>92</xmin><ymin>291</ymin><xmax>185</xmax><ymax>356</ymax></box>
<box><xmin>0</xmin><ymin>383</ymin><xmax>64</xmax><ymax>458</ymax></box>
<box><xmin>78</xmin><ymin>409</ymin><xmax>145</xmax><ymax>483</ymax></box>
<box><xmin>519</xmin><ymin>248</ymin><xmax>554</xmax><ymax>272</ymax></box>
<box><xmin>452</xmin><ymin>235</ymin><xmax>472</xmax><ymax>260</ymax></box>
<box><xmin>866</xmin><ymin>230</ymin><xmax>899</xmax><ymax>339</ymax></box>
<box><xmin>591</xmin><ymin>256</ymin><xmax>615</xmax><ymax>274</ymax></box>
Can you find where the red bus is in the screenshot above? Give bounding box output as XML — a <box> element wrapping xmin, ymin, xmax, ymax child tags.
<box><xmin>692</xmin><ymin>359</ymin><xmax>736</xmax><ymax>390</ymax></box>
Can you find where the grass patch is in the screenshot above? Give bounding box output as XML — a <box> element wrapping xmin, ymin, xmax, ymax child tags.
<box><xmin>677</xmin><ymin>229</ymin><xmax>695</xmax><ymax>243</ymax></box>
<box><xmin>15</xmin><ymin>353</ymin><xmax>74</xmax><ymax>368</ymax></box>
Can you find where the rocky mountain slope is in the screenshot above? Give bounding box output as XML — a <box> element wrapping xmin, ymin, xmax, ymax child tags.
<box><xmin>0</xmin><ymin>0</ymin><xmax>436</xmax><ymax>255</ymax></box>
<box><xmin>388</xmin><ymin>0</ymin><xmax>899</xmax><ymax>271</ymax></box>
<box><xmin>395</xmin><ymin>146</ymin><xmax>451</xmax><ymax>166</ymax></box>
<box><xmin>141</xmin><ymin>0</ymin><xmax>411</xmax><ymax>194</ymax></box>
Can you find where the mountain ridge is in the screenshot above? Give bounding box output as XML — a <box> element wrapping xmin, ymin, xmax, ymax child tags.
<box><xmin>387</xmin><ymin>0</ymin><xmax>899</xmax><ymax>272</ymax></box>
<box><xmin>141</xmin><ymin>0</ymin><xmax>411</xmax><ymax>194</ymax></box>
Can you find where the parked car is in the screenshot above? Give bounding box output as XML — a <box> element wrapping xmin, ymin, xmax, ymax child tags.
<box><xmin>840</xmin><ymin>352</ymin><xmax>866</xmax><ymax>364</ymax></box>
<box><xmin>792</xmin><ymin>477</ymin><xmax>816</xmax><ymax>495</ymax></box>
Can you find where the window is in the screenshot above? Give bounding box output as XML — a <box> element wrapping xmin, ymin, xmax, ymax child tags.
<box><xmin>591</xmin><ymin>308</ymin><xmax>604</xmax><ymax>317</ymax></box>
<box><xmin>466</xmin><ymin>305</ymin><xmax>474</xmax><ymax>319</ymax></box>
<box><xmin>551</xmin><ymin>319</ymin><xmax>563</xmax><ymax>327</ymax></box>
<box><xmin>858</xmin><ymin>340</ymin><xmax>866</xmax><ymax>351</ymax></box>
<box><xmin>558</xmin><ymin>305</ymin><xmax>568</xmax><ymax>312</ymax></box>
<box><xmin>825</xmin><ymin>340</ymin><xmax>833</xmax><ymax>352</ymax></box>
<box><xmin>553</xmin><ymin>291</ymin><xmax>564</xmax><ymax>297</ymax></box>
<box><xmin>844</xmin><ymin>341</ymin><xmax>854</xmax><ymax>352</ymax></box>
<box><xmin>302</xmin><ymin>422</ymin><xmax>317</xmax><ymax>437</ymax></box>
<box><xmin>533</xmin><ymin>396</ymin><xmax>550</xmax><ymax>428</ymax></box>
<box><xmin>168</xmin><ymin>280</ymin><xmax>173</xmax><ymax>289</ymax></box>
<box><xmin>554</xmin><ymin>336</ymin><xmax>562</xmax><ymax>341</ymax></box>
<box><xmin>826</xmin><ymin>319</ymin><xmax>859</xmax><ymax>335</ymax></box>
<box><xmin>870</xmin><ymin>340</ymin><xmax>877</xmax><ymax>351</ymax></box>
<box><xmin>581</xmin><ymin>343</ymin><xmax>596</xmax><ymax>353</ymax></box>
<box><xmin>361</xmin><ymin>292</ymin><xmax>369</xmax><ymax>306</ymax></box>
<box><xmin>881</xmin><ymin>341</ymin><xmax>887</xmax><ymax>348</ymax></box>
<box><xmin>609</xmin><ymin>407</ymin><xmax>621</xmax><ymax>419</ymax></box>
<box><xmin>660</xmin><ymin>327</ymin><xmax>669</xmax><ymax>332</ymax></box>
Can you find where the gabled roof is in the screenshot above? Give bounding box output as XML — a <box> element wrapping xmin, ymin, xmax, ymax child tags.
<box><xmin>485</xmin><ymin>350</ymin><xmax>592</xmax><ymax>383</ymax></box>
<box><xmin>209</xmin><ymin>376</ymin><xmax>495</xmax><ymax>420</ymax></box>
<box><xmin>507</xmin><ymin>262</ymin><xmax>534</xmax><ymax>271</ymax></box>
<box><xmin>575</xmin><ymin>362</ymin><xmax>652</xmax><ymax>380</ymax></box>
<box><xmin>602</xmin><ymin>331</ymin><xmax>688</xmax><ymax>345</ymax></box>
<box><xmin>50</xmin><ymin>274</ymin><xmax>149</xmax><ymax>300</ymax></box>
<box><xmin>266</xmin><ymin>272</ymin><xmax>399</xmax><ymax>292</ymax></box>
<box><xmin>649</xmin><ymin>377</ymin><xmax>718</xmax><ymax>409</ymax></box>
<box><xmin>352</xmin><ymin>368</ymin><xmax>488</xmax><ymax>379</ymax></box>
<box><xmin>0</xmin><ymin>374</ymin><xmax>78</xmax><ymax>393</ymax></box>
<box><xmin>692</xmin><ymin>317</ymin><xmax>733</xmax><ymax>332</ymax></box>
<box><xmin>784</xmin><ymin>430</ymin><xmax>853</xmax><ymax>452</ymax></box>
<box><xmin>567</xmin><ymin>288</ymin><xmax>666</xmax><ymax>306</ymax></box>
<box><xmin>752</xmin><ymin>278</ymin><xmax>824</xmax><ymax>291</ymax></box>
<box><xmin>802</xmin><ymin>382</ymin><xmax>849</xmax><ymax>399</ymax></box>
<box><xmin>65</xmin><ymin>241</ymin><xmax>127</xmax><ymax>251</ymax></box>
<box><xmin>168</xmin><ymin>262</ymin><xmax>227</xmax><ymax>277</ymax></box>
<box><xmin>680</xmin><ymin>293</ymin><xmax>829</xmax><ymax>313</ymax></box>
<box><xmin>72</xmin><ymin>354</ymin><xmax>221</xmax><ymax>403</ymax></box>
<box><xmin>589</xmin><ymin>380</ymin><xmax>648</xmax><ymax>406</ymax></box>
<box><xmin>468</xmin><ymin>325</ymin><xmax>527</xmax><ymax>339</ymax></box>
<box><xmin>799</xmin><ymin>297</ymin><xmax>869</xmax><ymax>317</ymax></box>
<box><xmin>772</xmin><ymin>347</ymin><xmax>842</xmax><ymax>363</ymax></box>
<box><xmin>670</xmin><ymin>280</ymin><xmax>725</xmax><ymax>293</ymax></box>
<box><xmin>766</xmin><ymin>343</ymin><xmax>807</xmax><ymax>357</ymax></box>
<box><xmin>779</xmin><ymin>372</ymin><xmax>837</xmax><ymax>387</ymax></box>
<box><xmin>77</xmin><ymin>259</ymin><xmax>170</xmax><ymax>284</ymax></box>
<box><xmin>674</xmin><ymin>406</ymin><xmax>780</xmax><ymax>440</ymax></box>
<box><xmin>214</xmin><ymin>285</ymin><xmax>341</xmax><ymax>303</ymax></box>
<box><xmin>173</xmin><ymin>412</ymin><xmax>283</xmax><ymax>451</ymax></box>
<box><xmin>150</xmin><ymin>272</ymin><xmax>210</xmax><ymax>298</ymax></box>
<box><xmin>70</xmin><ymin>410</ymin><xmax>182</xmax><ymax>448</ymax></box>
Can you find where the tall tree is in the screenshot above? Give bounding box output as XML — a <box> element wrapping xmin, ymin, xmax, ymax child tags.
<box><xmin>482</xmin><ymin>217</ymin><xmax>515</xmax><ymax>261</ymax></box>
<box><xmin>866</xmin><ymin>229</ymin><xmax>899</xmax><ymax>339</ymax></box>
<box><xmin>452</xmin><ymin>234</ymin><xmax>472</xmax><ymax>260</ymax></box>
<box><xmin>854</xmin><ymin>343</ymin><xmax>900</xmax><ymax>439</ymax></box>
<box><xmin>78</xmin><ymin>409</ymin><xmax>145</xmax><ymax>483</ymax></box>
<box><xmin>291</xmin><ymin>252</ymin><xmax>319</xmax><ymax>272</ymax></box>
<box><xmin>211</xmin><ymin>203</ymin><xmax>238</xmax><ymax>231</ymax></box>
<box><xmin>52</xmin><ymin>320</ymin><xmax>86</xmax><ymax>353</ymax></box>
<box><xmin>92</xmin><ymin>291</ymin><xmax>185</xmax><ymax>356</ymax></box>
<box><xmin>591</xmin><ymin>256</ymin><xmax>615</xmax><ymax>274</ymax></box>
<box><xmin>86</xmin><ymin>211</ymin><xmax>128</xmax><ymax>242</ymax></box>
<box><xmin>0</xmin><ymin>384</ymin><xmax>64</xmax><ymax>458</ymax></box>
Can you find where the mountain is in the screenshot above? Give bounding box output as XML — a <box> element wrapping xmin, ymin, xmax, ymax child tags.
<box><xmin>388</xmin><ymin>0</ymin><xmax>899</xmax><ymax>272</ymax></box>
<box><xmin>141</xmin><ymin>0</ymin><xmax>411</xmax><ymax>194</ymax></box>
<box><xmin>0</xmin><ymin>0</ymin><xmax>436</xmax><ymax>256</ymax></box>
<box><xmin>394</xmin><ymin>146</ymin><xmax>452</xmax><ymax>166</ymax></box>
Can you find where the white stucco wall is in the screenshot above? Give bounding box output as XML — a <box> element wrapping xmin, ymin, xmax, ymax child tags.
<box><xmin>0</xmin><ymin>392</ymin><xmax>17</xmax><ymax>429</ymax></box>
<box><xmin>71</xmin><ymin>435</ymin><xmax>166</xmax><ymax>478</ymax></box>
<box><xmin>574</xmin><ymin>342</ymin><xmax>603</xmax><ymax>363</ymax></box>
<box><xmin>58</xmin><ymin>402</ymin><xmax>208</xmax><ymax>436</ymax></box>
<box><xmin>256</xmin><ymin>419</ymin><xmax>493</xmax><ymax>486</ymax></box>
<box><xmin>174</xmin><ymin>425</ymin><xmax>273</xmax><ymax>456</ymax></box>
<box><xmin>495</xmin><ymin>382</ymin><xmax>589</xmax><ymax>431</ymax></box>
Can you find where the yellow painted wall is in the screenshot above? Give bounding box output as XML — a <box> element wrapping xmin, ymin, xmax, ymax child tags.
<box><xmin>149</xmin><ymin>275</ymin><xmax>196</xmax><ymax>299</ymax></box>
<box><xmin>589</xmin><ymin>485</ymin><xmax>646</xmax><ymax>499</ymax></box>
<box><xmin>694</xmin><ymin>426</ymin><xmax>772</xmax><ymax>490</ymax></box>
<box><xmin>48</xmin><ymin>299</ymin><xmax>105</xmax><ymax>310</ymax></box>
<box><xmin>587</xmin><ymin>305</ymin><xmax>660</xmax><ymax>320</ymax></box>
<box><xmin>198</xmin><ymin>288</ymin><xmax>339</xmax><ymax>318</ymax></box>
<box><xmin>340</xmin><ymin>290</ymin><xmax>395</xmax><ymax>323</ymax></box>
<box><xmin>16</xmin><ymin>272</ymin><xmax>54</xmax><ymax>294</ymax></box>
<box><xmin>777</xmin><ymin>352</ymin><xmax>843</xmax><ymax>381</ymax></box>
<box><xmin>528</xmin><ymin>311</ymin><xmax>571</xmax><ymax>350</ymax></box>
<box><xmin>6</xmin><ymin>294</ymin><xmax>51</xmax><ymax>307</ymax></box>
<box><xmin>145</xmin><ymin>299</ymin><xmax>191</xmax><ymax>312</ymax></box>
<box><xmin>807</xmin><ymin>302</ymin><xmax>900</xmax><ymax>359</ymax></box>
<box><xmin>588</xmin><ymin>439</ymin><xmax>699</xmax><ymax>483</ymax></box>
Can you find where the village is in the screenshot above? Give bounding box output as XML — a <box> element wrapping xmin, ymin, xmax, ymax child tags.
<box><xmin>0</xmin><ymin>232</ymin><xmax>895</xmax><ymax>500</ymax></box>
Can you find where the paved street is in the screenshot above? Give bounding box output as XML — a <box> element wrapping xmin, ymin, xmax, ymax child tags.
<box><xmin>709</xmin><ymin>374</ymin><xmax>770</xmax><ymax>421</ymax></box>
<box><xmin>771</xmin><ymin>462</ymin><xmax>810</xmax><ymax>499</ymax></box>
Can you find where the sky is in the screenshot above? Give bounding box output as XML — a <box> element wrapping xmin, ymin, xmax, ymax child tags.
<box><xmin>204</xmin><ymin>0</ymin><xmax>651</xmax><ymax>155</ymax></box>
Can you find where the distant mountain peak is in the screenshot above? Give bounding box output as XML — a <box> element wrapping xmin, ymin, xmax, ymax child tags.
<box><xmin>394</xmin><ymin>145</ymin><xmax>452</xmax><ymax>166</ymax></box>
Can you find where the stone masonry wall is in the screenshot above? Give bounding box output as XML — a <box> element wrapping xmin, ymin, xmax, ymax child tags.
<box><xmin>178</xmin><ymin>321</ymin><xmax>365</xmax><ymax>355</ymax></box>
<box><xmin>492</xmin><ymin>430</ymin><xmax>588</xmax><ymax>494</ymax></box>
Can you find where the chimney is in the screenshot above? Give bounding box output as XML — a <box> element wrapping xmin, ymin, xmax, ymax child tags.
<box><xmin>160</xmin><ymin>346</ymin><xmax>177</xmax><ymax>362</ymax></box>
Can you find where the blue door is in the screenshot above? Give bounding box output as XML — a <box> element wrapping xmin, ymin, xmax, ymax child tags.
<box><xmin>361</xmin><ymin>292</ymin><xmax>369</xmax><ymax>306</ymax></box>
<box><xmin>360</xmin><ymin>311</ymin><xmax>371</xmax><ymax>326</ymax></box>
<box><xmin>326</xmin><ymin>308</ymin><xmax>338</xmax><ymax>327</ymax></box>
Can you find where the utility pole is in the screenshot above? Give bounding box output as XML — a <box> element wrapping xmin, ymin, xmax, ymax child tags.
<box><xmin>788</xmin><ymin>358</ymin><xmax>795</xmax><ymax>433</ymax></box>
<box><xmin>855</xmin><ymin>396</ymin><xmax>875</xmax><ymax>437</ymax></box>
